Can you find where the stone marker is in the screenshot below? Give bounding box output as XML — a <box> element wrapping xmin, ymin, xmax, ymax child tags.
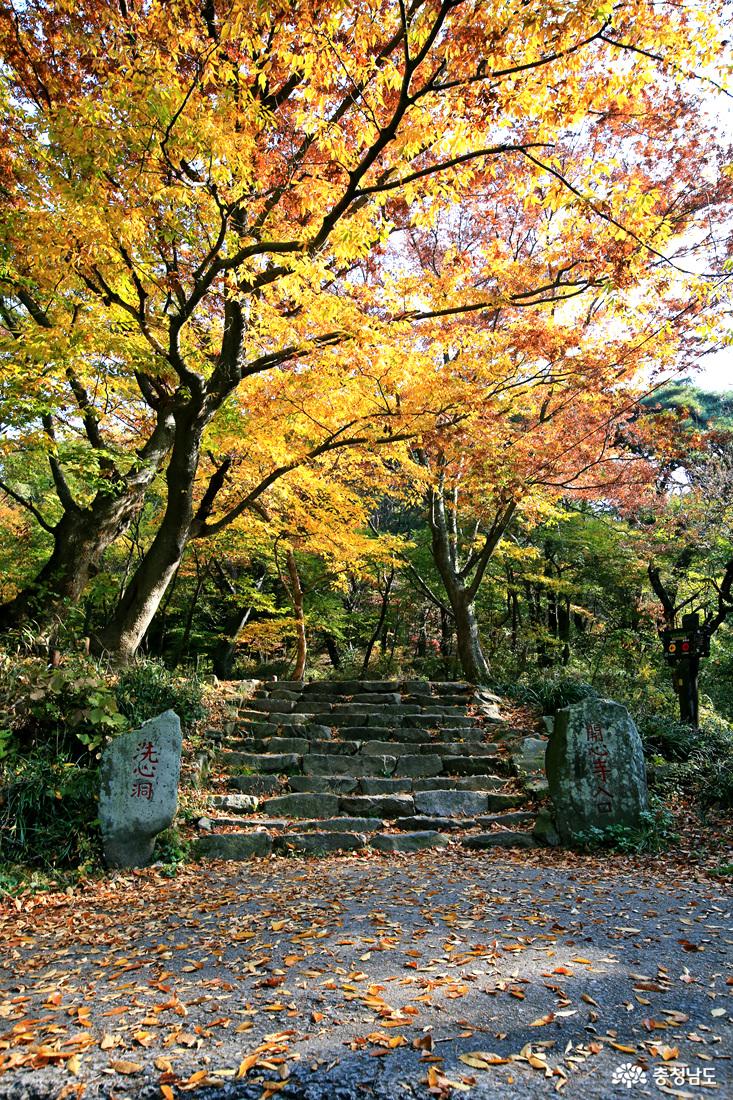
<box><xmin>99</xmin><ymin>710</ymin><xmax>182</xmax><ymax>868</ymax></box>
<box><xmin>545</xmin><ymin>698</ymin><xmax>648</xmax><ymax>844</ymax></box>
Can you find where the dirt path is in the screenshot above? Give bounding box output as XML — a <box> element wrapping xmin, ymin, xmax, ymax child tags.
<box><xmin>1</xmin><ymin>849</ymin><xmax>731</xmax><ymax>1099</ymax></box>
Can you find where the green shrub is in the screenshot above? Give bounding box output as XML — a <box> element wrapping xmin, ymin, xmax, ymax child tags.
<box><xmin>656</xmin><ymin>722</ymin><xmax>733</xmax><ymax>809</ymax></box>
<box><xmin>116</xmin><ymin>659</ymin><xmax>206</xmax><ymax>733</ymax></box>
<box><xmin>507</xmin><ymin>673</ymin><xmax>598</xmax><ymax>715</ymax></box>
<box><xmin>0</xmin><ymin>651</ymin><xmax>126</xmax><ymax>758</ymax></box>
<box><xmin>573</xmin><ymin>799</ymin><xmax>680</xmax><ymax>854</ymax></box>
<box><xmin>637</xmin><ymin>714</ymin><xmax>700</xmax><ymax>762</ymax></box>
<box><xmin>0</xmin><ymin>749</ymin><xmax>102</xmax><ymax>870</ymax></box>
<box><xmin>153</xmin><ymin>825</ymin><xmax>191</xmax><ymax>870</ymax></box>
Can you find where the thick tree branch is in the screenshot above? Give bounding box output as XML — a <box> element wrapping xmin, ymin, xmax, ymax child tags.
<box><xmin>466</xmin><ymin>502</ymin><xmax>517</xmax><ymax>602</ymax></box>
<box><xmin>41</xmin><ymin>414</ymin><xmax>79</xmax><ymax>513</ymax></box>
<box><xmin>704</xmin><ymin>560</ymin><xmax>733</xmax><ymax>635</ymax></box>
<box><xmin>648</xmin><ymin>563</ymin><xmax>676</xmax><ymax>626</ymax></box>
<box><xmin>65</xmin><ymin>367</ymin><xmax>107</xmax><ymax>454</ymax></box>
<box><xmin>353</xmin><ymin>142</ymin><xmax>552</xmax><ymax>197</ymax></box>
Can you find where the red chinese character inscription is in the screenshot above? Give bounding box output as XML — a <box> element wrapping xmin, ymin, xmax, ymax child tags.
<box><xmin>131</xmin><ymin>780</ymin><xmax>155</xmax><ymax>801</ymax></box>
<box><xmin>585</xmin><ymin>722</ymin><xmax>613</xmax><ymax>814</ymax></box>
<box><xmin>131</xmin><ymin>740</ymin><xmax>159</xmax><ymax>798</ymax></box>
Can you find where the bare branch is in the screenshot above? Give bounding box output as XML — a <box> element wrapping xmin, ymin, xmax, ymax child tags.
<box><xmin>0</xmin><ymin>477</ymin><xmax>55</xmax><ymax>533</ymax></box>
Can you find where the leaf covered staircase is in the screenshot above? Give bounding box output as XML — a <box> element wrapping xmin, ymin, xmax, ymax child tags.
<box><xmin>194</xmin><ymin>679</ymin><xmax>544</xmax><ymax>859</ymax></box>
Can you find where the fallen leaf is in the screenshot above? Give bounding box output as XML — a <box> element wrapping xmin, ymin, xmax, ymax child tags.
<box><xmin>459</xmin><ymin>1052</ymin><xmax>508</xmax><ymax>1068</ymax></box>
<box><xmin>109</xmin><ymin>1060</ymin><xmax>143</xmax><ymax>1075</ymax></box>
<box><xmin>236</xmin><ymin>1053</ymin><xmax>260</xmax><ymax>1077</ymax></box>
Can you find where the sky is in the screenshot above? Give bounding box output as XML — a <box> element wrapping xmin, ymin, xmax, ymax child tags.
<box><xmin>697</xmin><ymin>355</ymin><xmax>732</xmax><ymax>392</ymax></box>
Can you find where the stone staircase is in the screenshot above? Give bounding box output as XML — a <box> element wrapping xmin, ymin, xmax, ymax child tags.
<box><xmin>193</xmin><ymin>679</ymin><xmax>541</xmax><ymax>859</ymax></box>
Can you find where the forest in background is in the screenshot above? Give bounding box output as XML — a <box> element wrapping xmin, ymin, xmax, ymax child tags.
<box><xmin>1</xmin><ymin>376</ymin><xmax>732</xmax><ymax>699</ymax></box>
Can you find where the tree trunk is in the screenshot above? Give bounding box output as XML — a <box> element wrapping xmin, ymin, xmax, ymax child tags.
<box><xmin>324</xmin><ymin>633</ymin><xmax>342</xmax><ymax>670</ymax></box>
<box><xmin>451</xmin><ymin>590</ymin><xmax>491</xmax><ymax>684</ymax></box>
<box><xmin>0</xmin><ymin>411</ymin><xmax>174</xmax><ymax>635</ymax></box>
<box><xmin>673</xmin><ymin>657</ymin><xmax>700</xmax><ymax>727</ymax></box>
<box><xmin>361</xmin><ymin>568</ymin><xmax>394</xmax><ymax>676</ymax></box>
<box><xmin>211</xmin><ymin>567</ymin><xmax>266</xmax><ymax>680</ymax></box>
<box><xmin>439</xmin><ymin>605</ymin><xmax>453</xmax><ymax>657</ymax></box>
<box><xmin>0</xmin><ymin>492</ymin><xmax>149</xmax><ymax>633</ymax></box>
<box><xmin>96</xmin><ymin>408</ymin><xmax>204</xmax><ymax>662</ymax></box>
<box><xmin>285</xmin><ymin>549</ymin><xmax>307</xmax><ymax>680</ymax></box>
<box><xmin>172</xmin><ymin>554</ymin><xmax>208</xmax><ymax>669</ymax></box>
<box><xmin>425</xmin><ymin>482</ymin><xmax>494</xmax><ymax>684</ymax></box>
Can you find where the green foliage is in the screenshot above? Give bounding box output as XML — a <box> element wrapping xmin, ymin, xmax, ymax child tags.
<box><xmin>700</xmin><ymin>628</ymin><xmax>733</xmax><ymax>721</ymax></box>
<box><xmin>0</xmin><ymin>749</ymin><xmax>102</xmax><ymax>870</ymax></box>
<box><xmin>153</xmin><ymin>825</ymin><xmax>191</xmax><ymax>872</ymax></box>
<box><xmin>0</xmin><ymin>651</ymin><xmax>126</xmax><ymax>757</ymax></box>
<box><xmin>573</xmin><ymin>800</ymin><xmax>680</xmax><ymax>854</ymax></box>
<box><xmin>642</xmin><ymin>379</ymin><xmax>733</xmax><ymax>431</ymax></box>
<box><xmin>654</xmin><ymin>722</ymin><xmax>733</xmax><ymax>809</ymax></box>
<box><xmin>115</xmin><ymin>659</ymin><xmax>206</xmax><ymax>734</ymax></box>
<box><xmin>506</xmin><ymin>673</ymin><xmax>597</xmax><ymax>715</ymax></box>
<box><xmin>637</xmin><ymin>714</ymin><xmax>700</xmax><ymax>762</ymax></box>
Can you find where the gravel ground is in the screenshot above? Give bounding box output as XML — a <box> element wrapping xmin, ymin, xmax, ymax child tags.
<box><xmin>1</xmin><ymin>849</ymin><xmax>731</xmax><ymax>1099</ymax></box>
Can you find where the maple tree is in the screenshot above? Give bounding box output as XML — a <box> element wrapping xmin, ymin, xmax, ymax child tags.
<box><xmin>0</xmin><ymin>0</ymin><xmax>730</xmax><ymax>665</ymax></box>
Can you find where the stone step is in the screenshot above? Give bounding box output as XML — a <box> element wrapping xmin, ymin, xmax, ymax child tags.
<box><xmin>297</xmin><ymin>724</ymin><xmax>487</xmax><ymax>742</ymax></box>
<box><xmin>253</xmin><ymin>679</ymin><xmax>478</xmax><ymax>699</ymax></box>
<box><xmin>385</xmin><ymin>727</ymin><xmax>487</xmax><ymax>743</ymax></box>
<box><xmin>220</xmin><ymin>751</ymin><xmax>302</xmax><ymax>772</ymax></box>
<box><xmin>248</xmin><ymin>699</ymin><xmax>300</xmax><ymax>713</ymax></box>
<box><xmin>276</xmin><ymin>832</ymin><xmax>367</xmax><ymax>854</ymax></box>
<box><xmin>258</xmin><ymin>688</ymin><xmax>302</xmax><ymax>701</ymax></box>
<box><xmin>461</xmin><ymin>831</ymin><xmax>537</xmax><ymax>849</ymax></box>
<box><xmin>295</xmin><ymin>713</ymin><xmax>479</xmax><ymax>730</ymax></box>
<box><xmin>339</xmin><ymin>794</ymin><xmax>415</xmax><ymax>818</ymax></box>
<box><xmin>287</xmin><ymin>776</ymin><xmax>360</xmax><ymax>794</ymax></box>
<box><xmin>303</xmin><ymin>753</ymin><xmax>397</xmax><ymax>777</ymax></box>
<box><xmin>290</xmin><ymin>775</ymin><xmax>511</xmax><ymax>796</ymax></box>
<box><xmin>359</xmin><ymin>777</ymin><xmax>412</xmax><ymax>794</ymax></box>
<box><xmin>195</xmin><ymin>827</ymin><xmax>456</xmax><ymax>860</ymax></box>
<box><xmin>478</xmin><ymin>811</ymin><xmax>536</xmax><ymax>827</ymax></box>
<box><xmin>207</xmin><ymin>793</ymin><xmax>260</xmax><ymax>814</ymax></box>
<box><xmin>219</xmin><ymin>749</ymin><xmax>507</xmax><ymax>784</ymax></box>
<box><xmin>299</xmin><ymin>680</ymin><xmax>401</xmax><ymax>694</ymax></box>
<box><xmin>237</xmin><ymin>711</ymin><xmax>487</xmax><ymax>734</ymax></box>
<box><xmin>403</xmin><ymin>694</ymin><xmax>474</xmax><ymax>707</ymax></box>
<box><xmin>411</xmin><ymin>775</ymin><xmax>508</xmax><ymax>792</ymax></box>
<box><xmin>198</xmin><ymin>810</ymin><xmax>532</xmax><ymax>836</ymax></box>
<box><xmin>224</xmin><ymin>736</ymin><xmax>310</xmax><ymax>755</ymax></box>
<box><xmin>371</xmin><ymin>832</ymin><xmax>449</xmax><ymax>852</ymax></box>
<box><xmin>220</xmin><ymin>734</ymin><xmax>498</xmax><ymax>760</ymax></box>
<box><xmin>412</xmin><ymin>790</ymin><xmax>525</xmax><ymax>816</ymax></box>
<box><xmin>293</xmin><ymin>816</ymin><xmax>380</xmax><ymax>832</ymax></box>
<box><xmin>227</xmin><ymin>775</ymin><xmax>281</xmax><ymax>795</ymax></box>
<box><xmin>236</xmin><ymin>713</ymin><xmax>316</xmax><ymax>730</ymax></box>
<box><xmin>226</xmin><ymin>771</ymin><xmax>512</xmax><ymax>798</ymax></box>
<box><xmin>194</xmin><ymin>826</ymin><xmax>540</xmax><ymax>862</ymax></box>
<box><xmin>441</xmin><ymin>755</ymin><xmax>503</xmax><ymax>776</ymax></box>
<box><xmin>194</xmin><ymin>833</ymin><xmax>273</xmax><ymax>860</ymax></box>
<box><xmin>267</xmin><ymin>701</ymin><xmax>479</xmax><ymax>720</ymax></box>
<box><xmin>262</xmin><ymin>793</ymin><xmax>341</xmax><ymax>818</ymax></box>
<box><xmin>262</xmin><ymin>680</ymin><xmax>305</xmax><ymax>690</ymax></box>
